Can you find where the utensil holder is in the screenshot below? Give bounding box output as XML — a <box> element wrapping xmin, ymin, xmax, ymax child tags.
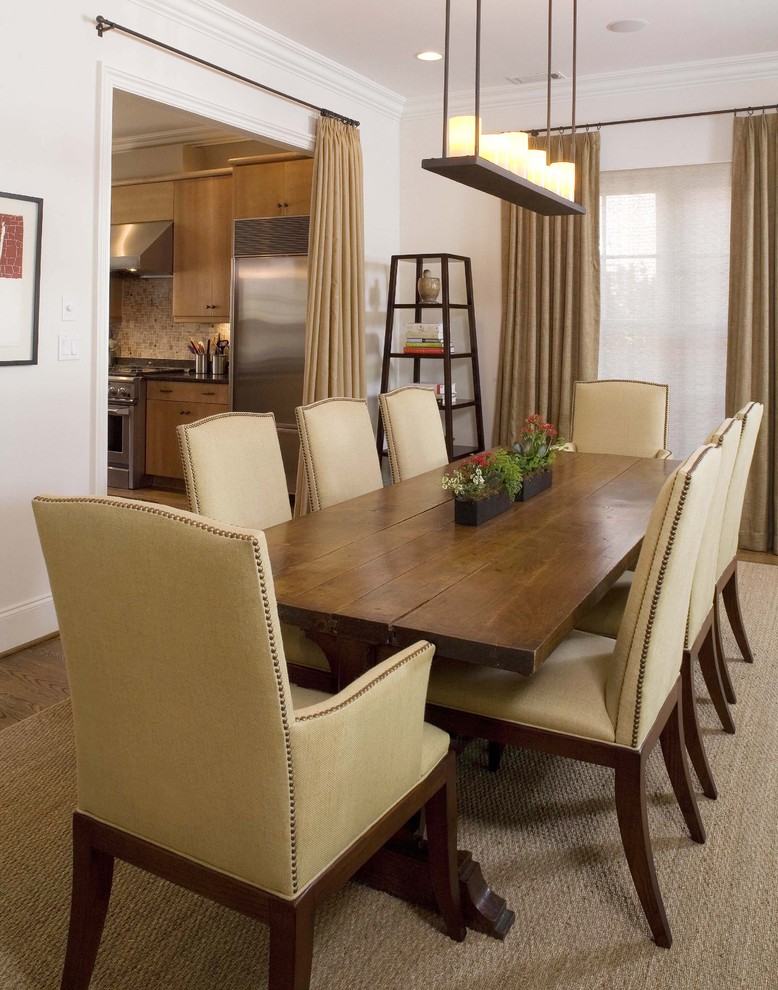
<box><xmin>211</xmin><ymin>353</ymin><xmax>225</xmax><ymax>376</ymax></box>
<box><xmin>194</xmin><ymin>353</ymin><xmax>208</xmax><ymax>375</ymax></box>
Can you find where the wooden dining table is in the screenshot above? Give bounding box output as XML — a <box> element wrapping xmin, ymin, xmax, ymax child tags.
<box><xmin>263</xmin><ymin>449</ymin><xmax>678</xmax><ymax>937</ymax></box>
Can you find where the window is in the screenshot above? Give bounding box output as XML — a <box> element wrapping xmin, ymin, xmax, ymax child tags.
<box><xmin>599</xmin><ymin>164</ymin><xmax>731</xmax><ymax>457</ymax></box>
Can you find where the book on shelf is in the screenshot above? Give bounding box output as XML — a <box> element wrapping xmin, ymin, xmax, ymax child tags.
<box><xmin>405</xmin><ymin>322</ymin><xmax>443</xmax><ymax>336</ymax></box>
<box><xmin>402</xmin><ymin>346</ymin><xmax>455</xmax><ymax>355</ymax></box>
<box><xmin>404</xmin><ymin>337</ymin><xmax>445</xmax><ymax>344</ymax></box>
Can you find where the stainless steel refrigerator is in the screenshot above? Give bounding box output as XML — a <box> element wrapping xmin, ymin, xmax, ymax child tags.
<box><xmin>231</xmin><ymin>216</ymin><xmax>309</xmax><ymax>494</ymax></box>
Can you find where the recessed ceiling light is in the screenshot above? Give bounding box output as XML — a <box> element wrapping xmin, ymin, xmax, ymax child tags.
<box><xmin>607</xmin><ymin>19</ymin><xmax>649</xmax><ymax>33</ymax></box>
<box><xmin>416</xmin><ymin>51</ymin><xmax>443</xmax><ymax>62</ymax></box>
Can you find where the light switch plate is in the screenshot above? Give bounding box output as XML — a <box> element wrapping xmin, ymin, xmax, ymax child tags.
<box><xmin>58</xmin><ymin>334</ymin><xmax>80</xmax><ymax>360</ymax></box>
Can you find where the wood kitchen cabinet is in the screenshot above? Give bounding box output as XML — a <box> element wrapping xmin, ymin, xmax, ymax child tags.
<box><xmin>234</xmin><ymin>159</ymin><xmax>313</xmax><ymax>218</ymax></box>
<box><xmin>111</xmin><ymin>181</ymin><xmax>175</xmax><ymax>224</ymax></box>
<box><xmin>145</xmin><ymin>380</ymin><xmax>229</xmax><ymax>480</ymax></box>
<box><xmin>173</xmin><ymin>175</ymin><xmax>232</xmax><ymax>322</ymax></box>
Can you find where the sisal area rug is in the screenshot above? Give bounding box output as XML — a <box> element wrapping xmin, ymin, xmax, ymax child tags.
<box><xmin>1</xmin><ymin>563</ymin><xmax>776</xmax><ymax>989</ymax></box>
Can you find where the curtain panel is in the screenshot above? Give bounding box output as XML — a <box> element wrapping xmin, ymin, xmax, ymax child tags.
<box><xmin>726</xmin><ymin>113</ymin><xmax>778</xmax><ymax>552</ymax></box>
<box><xmin>295</xmin><ymin>114</ymin><xmax>367</xmax><ymax>514</ymax></box>
<box><xmin>493</xmin><ymin>132</ymin><xmax>600</xmax><ymax>445</ymax></box>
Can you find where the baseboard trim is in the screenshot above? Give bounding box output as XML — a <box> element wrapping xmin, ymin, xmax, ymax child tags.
<box><xmin>0</xmin><ymin>595</ymin><xmax>58</xmax><ymax>656</ymax></box>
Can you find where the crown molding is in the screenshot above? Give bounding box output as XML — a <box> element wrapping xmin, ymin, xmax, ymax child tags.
<box><xmin>403</xmin><ymin>51</ymin><xmax>778</xmax><ymax>122</ymax></box>
<box><xmin>123</xmin><ymin>0</ymin><xmax>406</xmax><ymax>122</ymax></box>
<box><xmin>113</xmin><ymin>125</ymin><xmax>253</xmax><ymax>153</ymax></box>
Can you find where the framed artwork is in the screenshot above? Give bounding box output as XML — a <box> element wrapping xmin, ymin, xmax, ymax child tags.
<box><xmin>0</xmin><ymin>191</ymin><xmax>43</xmax><ymax>366</ymax></box>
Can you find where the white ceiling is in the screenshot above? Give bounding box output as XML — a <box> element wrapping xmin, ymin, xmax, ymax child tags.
<box><xmin>112</xmin><ymin>2</ymin><xmax>778</xmax><ymax>147</ymax></box>
<box><xmin>216</xmin><ymin>0</ymin><xmax>778</xmax><ymax>98</ymax></box>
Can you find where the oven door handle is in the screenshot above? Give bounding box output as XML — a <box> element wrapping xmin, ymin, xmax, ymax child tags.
<box><xmin>108</xmin><ymin>405</ymin><xmax>131</xmax><ymax>416</ymax></box>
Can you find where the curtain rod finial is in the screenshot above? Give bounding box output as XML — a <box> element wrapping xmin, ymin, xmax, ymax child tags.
<box><xmin>95</xmin><ymin>15</ymin><xmax>115</xmax><ymax>38</ymax></box>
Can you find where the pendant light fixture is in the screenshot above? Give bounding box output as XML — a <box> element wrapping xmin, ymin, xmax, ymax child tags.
<box><xmin>422</xmin><ymin>0</ymin><xmax>586</xmax><ymax>217</ymax></box>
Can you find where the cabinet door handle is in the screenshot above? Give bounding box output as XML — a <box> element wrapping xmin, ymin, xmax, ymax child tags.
<box><xmin>283</xmin><ymin>202</ymin><xmax>289</xmax><ymax>208</ymax></box>
<box><xmin>277</xmin><ymin>202</ymin><xmax>283</xmax><ymax>209</ymax></box>
<box><xmin>159</xmin><ymin>388</ymin><xmax>173</xmax><ymax>393</ymax></box>
<box><xmin>180</xmin><ymin>410</ymin><xmax>192</xmax><ymax>415</ymax></box>
<box><xmin>200</xmin><ymin>391</ymin><xmax>216</xmax><ymax>396</ymax></box>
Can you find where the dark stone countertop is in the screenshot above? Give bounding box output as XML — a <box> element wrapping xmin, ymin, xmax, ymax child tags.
<box><xmin>143</xmin><ymin>371</ymin><xmax>230</xmax><ymax>384</ymax></box>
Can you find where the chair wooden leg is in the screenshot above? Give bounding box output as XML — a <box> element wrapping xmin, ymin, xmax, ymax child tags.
<box><xmin>681</xmin><ymin>651</ymin><xmax>717</xmax><ymax>799</ymax></box>
<box><xmin>60</xmin><ymin>816</ymin><xmax>115</xmax><ymax>990</ymax></box>
<box><xmin>713</xmin><ymin>595</ymin><xmax>737</xmax><ymax>704</ymax></box>
<box><xmin>614</xmin><ymin>752</ymin><xmax>672</xmax><ymax>948</ymax></box>
<box><xmin>659</xmin><ymin>699</ymin><xmax>706</xmax><ymax>843</ymax></box>
<box><xmin>487</xmin><ymin>741</ymin><xmax>504</xmax><ymax>773</ymax></box>
<box><xmin>268</xmin><ymin>899</ymin><xmax>315</xmax><ymax>990</ymax></box>
<box><xmin>698</xmin><ymin>621</ymin><xmax>736</xmax><ymax>734</ymax></box>
<box><xmin>424</xmin><ymin>751</ymin><xmax>467</xmax><ymax>942</ymax></box>
<box><xmin>722</xmin><ymin>567</ymin><xmax>756</xmax><ymax>663</ymax></box>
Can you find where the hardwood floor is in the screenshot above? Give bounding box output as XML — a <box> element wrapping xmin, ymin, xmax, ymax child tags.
<box><xmin>0</xmin><ymin>635</ymin><xmax>69</xmax><ymax>732</ymax></box>
<box><xmin>107</xmin><ymin>486</ymin><xmax>190</xmax><ymax>510</ymax></box>
<box><xmin>3</xmin><ymin>549</ymin><xmax>776</xmax><ymax>733</ymax></box>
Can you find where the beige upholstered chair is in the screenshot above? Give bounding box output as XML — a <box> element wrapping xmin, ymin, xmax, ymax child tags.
<box><xmin>577</xmin><ymin>417</ymin><xmax>742</xmax><ymax>793</ymax></box>
<box><xmin>379</xmin><ymin>385</ymin><xmax>449</xmax><ymax>483</ymax></box>
<box><xmin>177</xmin><ymin>411</ymin><xmax>331</xmax><ymax>691</ymax></box>
<box><xmin>567</xmin><ymin>380</ymin><xmax>671</xmax><ymax>459</ymax></box>
<box><xmin>296</xmin><ymin>397</ymin><xmax>384</xmax><ymax>511</ymax></box>
<box><xmin>426</xmin><ymin>443</ymin><xmax>721</xmax><ymax>947</ymax></box>
<box><xmin>712</xmin><ymin>401</ymin><xmax>764</xmax><ymax>692</ymax></box>
<box><xmin>33</xmin><ymin>496</ymin><xmax>465</xmax><ymax>990</ymax></box>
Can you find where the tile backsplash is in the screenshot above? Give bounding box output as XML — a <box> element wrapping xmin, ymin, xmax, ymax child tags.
<box><xmin>110</xmin><ymin>278</ymin><xmax>229</xmax><ymax>360</ymax></box>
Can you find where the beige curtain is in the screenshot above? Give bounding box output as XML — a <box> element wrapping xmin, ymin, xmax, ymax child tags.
<box><xmin>295</xmin><ymin>114</ymin><xmax>367</xmax><ymax>514</ymax></box>
<box><xmin>493</xmin><ymin>132</ymin><xmax>600</xmax><ymax>445</ymax></box>
<box><xmin>726</xmin><ymin>113</ymin><xmax>778</xmax><ymax>553</ymax></box>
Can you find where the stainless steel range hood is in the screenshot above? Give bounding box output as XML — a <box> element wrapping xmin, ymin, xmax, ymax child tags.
<box><xmin>110</xmin><ymin>221</ymin><xmax>173</xmax><ymax>277</ymax></box>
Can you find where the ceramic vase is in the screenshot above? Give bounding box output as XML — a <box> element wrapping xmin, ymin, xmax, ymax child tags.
<box><xmin>417</xmin><ymin>269</ymin><xmax>441</xmax><ymax>303</ymax></box>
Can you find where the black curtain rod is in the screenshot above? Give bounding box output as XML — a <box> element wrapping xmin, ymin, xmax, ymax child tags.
<box><xmin>529</xmin><ymin>102</ymin><xmax>777</xmax><ymax>136</ymax></box>
<box><xmin>94</xmin><ymin>15</ymin><xmax>360</xmax><ymax>128</ymax></box>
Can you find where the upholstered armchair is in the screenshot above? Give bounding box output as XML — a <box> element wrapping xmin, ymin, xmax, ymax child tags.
<box><xmin>379</xmin><ymin>385</ymin><xmax>449</xmax><ymax>482</ymax></box>
<box><xmin>577</xmin><ymin>417</ymin><xmax>741</xmax><ymax>793</ymax></box>
<box><xmin>566</xmin><ymin>379</ymin><xmax>671</xmax><ymax>458</ymax></box>
<box><xmin>33</xmin><ymin>496</ymin><xmax>465</xmax><ymax>990</ymax></box>
<box><xmin>426</xmin><ymin>443</ymin><xmax>721</xmax><ymax>946</ymax></box>
<box><xmin>295</xmin><ymin>397</ymin><xmax>384</xmax><ymax>511</ymax></box>
<box><xmin>177</xmin><ymin>411</ymin><xmax>331</xmax><ymax>690</ymax></box>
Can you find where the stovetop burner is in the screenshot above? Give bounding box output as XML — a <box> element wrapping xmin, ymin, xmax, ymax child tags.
<box><xmin>109</xmin><ymin>365</ymin><xmax>186</xmax><ymax>378</ymax></box>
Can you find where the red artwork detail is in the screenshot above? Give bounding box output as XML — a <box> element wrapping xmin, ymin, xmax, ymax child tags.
<box><xmin>0</xmin><ymin>214</ymin><xmax>24</xmax><ymax>279</ymax></box>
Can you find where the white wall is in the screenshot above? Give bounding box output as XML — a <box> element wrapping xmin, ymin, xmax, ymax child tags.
<box><xmin>399</xmin><ymin>55</ymin><xmax>778</xmax><ymax>448</ymax></box>
<box><xmin>1</xmin><ymin>0</ymin><xmax>403</xmax><ymax>652</ymax></box>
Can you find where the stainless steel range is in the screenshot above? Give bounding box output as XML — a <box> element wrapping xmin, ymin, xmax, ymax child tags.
<box><xmin>108</xmin><ymin>365</ymin><xmax>188</xmax><ymax>488</ymax></box>
<box><xmin>107</xmin><ymin>370</ymin><xmax>147</xmax><ymax>489</ymax></box>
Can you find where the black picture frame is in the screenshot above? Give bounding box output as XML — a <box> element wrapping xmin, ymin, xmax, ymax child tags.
<box><xmin>0</xmin><ymin>190</ymin><xmax>43</xmax><ymax>366</ymax></box>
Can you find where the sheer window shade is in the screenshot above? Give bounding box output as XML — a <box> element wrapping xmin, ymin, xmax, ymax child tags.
<box><xmin>599</xmin><ymin>164</ymin><xmax>731</xmax><ymax>457</ymax></box>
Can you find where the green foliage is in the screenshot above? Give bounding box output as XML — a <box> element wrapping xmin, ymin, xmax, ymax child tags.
<box><xmin>441</xmin><ymin>449</ymin><xmax>523</xmax><ymax>501</ymax></box>
<box><xmin>511</xmin><ymin>414</ymin><xmax>565</xmax><ymax>477</ymax></box>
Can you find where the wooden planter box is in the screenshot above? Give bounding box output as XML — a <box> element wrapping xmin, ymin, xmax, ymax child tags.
<box><xmin>516</xmin><ymin>470</ymin><xmax>552</xmax><ymax>502</ymax></box>
<box><xmin>454</xmin><ymin>490</ymin><xmax>513</xmax><ymax>526</ymax></box>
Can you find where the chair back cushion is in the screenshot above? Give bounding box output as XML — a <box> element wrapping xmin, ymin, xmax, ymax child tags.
<box><xmin>607</xmin><ymin>444</ymin><xmax>720</xmax><ymax>747</ymax></box>
<box><xmin>571</xmin><ymin>380</ymin><xmax>669</xmax><ymax>458</ymax></box>
<box><xmin>685</xmin><ymin>417</ymin><xmax>742</xmax><ymax>647</ymax></box>
<box><xmin>177</xmin><ymin>411</ymin><xmax>292</xmax><ymax>530</ymax></box>
<box><xmin>380</xmin><ymin>386</ymin><xmax>449</xmax><ymax>483</ymax></box>
<box><xmin>33</xmin><ymin>496</ymin><xmax>299</xmax><ymax>897</ymax></box>
<box><xmin>716</xmin><ymin>401</ymin><xmax>764</xmax><ymax>575</ymax></box>
<box><xmin>296</xmin><ymin>398</ymin><xmax>384</xmax><ymax>511</ymax></box>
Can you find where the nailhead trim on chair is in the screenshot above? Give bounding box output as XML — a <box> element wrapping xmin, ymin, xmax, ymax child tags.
<box><xmin>34</xmin><ymin>495</ymin><xmax>301</xmax><ymax>894</ymax></box>
<box><xmin>380</xmin><ymin>386</ymin><xmax>438</xmax><ymax>485</ymax></box>
<box><xmin>296</xmin><ymin>397</ymin><xmax>369</xmax><ymax>513</ymax></box>
<box><xmin>571</xmin><ymin>380</ymin><xmax>670</xmax><ymax>451</ymax></box>
<box><xmin>296</xmin><ymin>642</ymin><xmax>430</xmax><ymax>721</ymax></box>
<box><xmin>177</xmin><ymin>412</ymin><xmax>278</xmax><ymax>517</ymax></box>
<box><xmin>627</xmin><ymin>445</ymin><xmax>713</xmax><ymax>747</ymax></box>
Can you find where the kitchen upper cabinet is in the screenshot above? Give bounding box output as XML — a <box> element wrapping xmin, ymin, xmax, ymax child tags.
<box><xmin>234</xmin><ymin>159</ymin><xmax>313</xmax><ymax>218</ymax></box>
<box><xmin>146</xmin><ymin>380</ymin><xmax>229</xmax><ymax>479</ymax></box>
<box><xmin>173</xmin><ymin>175</ymin><xmax>232</xmax><ymax>322</ymax></box>
<box><xmin>111</xmin><ymin>181</ymin><xmax>175</xmax><ymax>224</ymax></box>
